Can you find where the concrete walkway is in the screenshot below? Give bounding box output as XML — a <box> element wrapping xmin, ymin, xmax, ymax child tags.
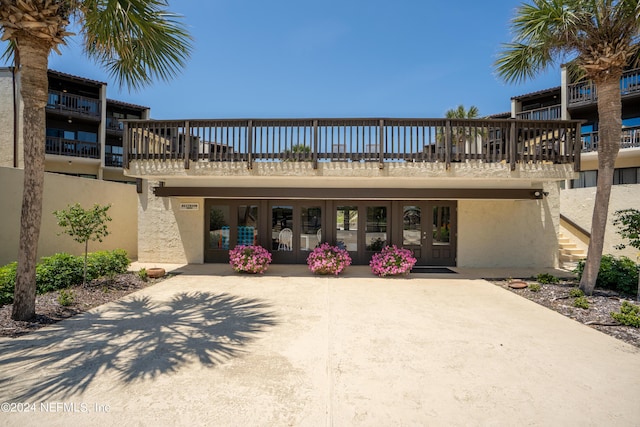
<box><xmin>1</xmin><ymin>265</ymin><xmax>639</xmax><ymax>426</ymax></box>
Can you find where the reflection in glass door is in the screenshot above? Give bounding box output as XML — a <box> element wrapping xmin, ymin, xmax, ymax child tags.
<box><xmin>209</xmin><ymin>205</ymin><xmax>231</xmax><ymax>250</ymax></box>
<box><xmin>271</xmin><ymin>205</ymin><xmax>293</xmax><ymax>251</ymax></box>
<box><xmin>336</xmin><ymin>206</ymin><xmax>358</xmax><ymax>252</ymax></box>
<box><xmin>366</xmin><ymin>206</ymin><xmax>387</xmax><ymax>252</ymax></box>
<box><xmin>430</xmin><ymin>204</ymin><xmax>454</xmax><ymax>264</ymax></box>
<box><xmin>238</xmin><ymin>205</ymin><xmax>258</xmax><ymax>246</ymax></box>
<box><xmin>300</xmin><ymin>206</ymin><xmax>322</xmax><ymax>252</ymax></box>
<box><xmin>402</xmin><ymin>205</ymin><xmax>422</xmax><ymax>260</ymax></box>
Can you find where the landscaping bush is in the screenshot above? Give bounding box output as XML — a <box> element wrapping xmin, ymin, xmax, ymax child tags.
<box><xmin>307</xmin><ymin>243</ymin><xmax>352</xmax><ymax>275</ymax></box>
<box><xmin>0</xmin><ymin>262</ymin><xmax>17</xmax><ymax>305</ymax></box>
<box><xmin>0</xmin><ymin>250</ymin><xmax>131</xmax><ymax>306</ymax></box>
<box><xmin>569</xmin><ymin>288</ymin><xmax>584</xmax><ymax>298</ymax></box>
<box><xmin>86</xmin><ymin>249</ymin><xmax>130</xmax><ymax>280</ymax></box>
<box><xmin>536</xmin><ymin>273</ymin><xmax>559</xmax><ymax>284</ymax></box>
<box><xmin>229</xmin><ymin>245</ymin><xmax>272</xmax><ymax>274</ymax></box>
<box><xmin>370</xmin><ymin>245</ymin><xmax>417</xmax><ymax>277</ymax></box>
<box><xmin>611</xmin><ymin>301</ymin><xmax>640</xmax><ymax>327</ymax></box>
<box><xmin>528</xmin><ymin>283</ymin><xmax>541</xmax><ymax>292</ymax></box>
<box><xmin>574</xmin><ymin>296</ymin><xmax>590</xmax><ymax>309</ymax></box>
<box><xmin>36</xmin><ymin>253</ymin><xmax>84</xmax><ymax>294</ymax></box>
<box><xmin>57</xmin><ymin>289</ymin><xmax>75</xmax><ymax>306</ymax></box>
<box><xmin>575</xmin><ymin>255</ymin><xmax>639</xmax><ymax>296</ymax></box>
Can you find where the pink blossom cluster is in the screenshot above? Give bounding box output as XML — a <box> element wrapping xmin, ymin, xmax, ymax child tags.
<box><xmin>229</xmin><ymin>245</ymin><xmax>272</xmax><ymax>274</ymax></box>
<box><xmin>369</xmin><ymin>245</ymin><xmax>417</xmax><ymax>277</ymax></box>
<box><xmin>306</xmin><ymin>243</ymin><xmax>352</xmax><ymax>275</ymax></box>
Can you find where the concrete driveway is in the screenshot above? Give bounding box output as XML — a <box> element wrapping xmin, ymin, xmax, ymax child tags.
<box><xmin>1</xmin><ymin>265</ymin><xmax>639</xmax><ymax>426</ymax></box>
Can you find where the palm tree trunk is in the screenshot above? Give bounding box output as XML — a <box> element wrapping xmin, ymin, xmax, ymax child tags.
<box><xmin>11</xmin><ymin>35</ymin><xmax>50</xmax><ymax>321</ymax></box>
<box><xmin>579</xmin><ymin>74</ymin><xmax>622</xmax><ymax>295</ymax></box>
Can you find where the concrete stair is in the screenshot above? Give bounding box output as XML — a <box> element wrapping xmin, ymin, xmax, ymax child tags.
<box><xmin>559</xmin><ymin>232</ymin><xmax>586</xmax><ymax>269</ymax></box>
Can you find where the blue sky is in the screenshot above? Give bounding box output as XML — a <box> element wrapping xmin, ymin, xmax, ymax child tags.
<box><xmin>2</xmin><ymin>0</ymin><xmax>561</xmax><ymax>119</ymax></box>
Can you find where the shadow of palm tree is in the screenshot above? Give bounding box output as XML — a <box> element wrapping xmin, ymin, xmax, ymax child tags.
<box><xmin>0</xmin><ymin>292</ymin><xmax>277</xmax><ymax>401</ymax></box>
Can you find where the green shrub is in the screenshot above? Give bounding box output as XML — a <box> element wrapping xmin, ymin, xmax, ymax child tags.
<box><xmin>611</xmin><ymin>301</ymin><xmax>640</xmax><ymax>327</ymax></box>
<box><xmin>86</xmin><ymin>249</ymin><xmax>130</xmax><ymax>280</ymax></box>
<box><xmin>528</xmin><ymin>283</ymin><xmax>541</xmax><ymax>292</ymax></box>
<box><xmin>575</xmin><ymin>255</ymin><xmax>638</xmax><ymax>296</ymax></box>
<box><xmin>137</xmin><ymin>268</ymin><xmax>148</xmax><ymax>281</ymax></box>
<box><xmin>57</xmin><ymin>289</ymin><xmax>75</xmax><ymax>306</ymax></box>
<box><xmin>0</xmin><ymin>262</ymin><xmax>17</xmax><ymax>305</ymax></box>
<box><xmin>536</xmin><ymin>273</ymin><xmax>559</xmax><ymax>284</ymax></box>
<box><xmin>569</xmin><ymin>288</ymin><xmax>584</xmax><ymax>298</ymax></box>
<box><xmin>573</xmin><ymin>296</ymin><xmax>590</xmax><ymax>309</ymax></box>
<box><xmin>36</xmin><ymin>253</ymin><xmax>84</xmax><ymax>293</ymax></box>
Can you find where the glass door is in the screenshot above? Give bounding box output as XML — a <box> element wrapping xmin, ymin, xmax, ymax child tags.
<box><xmin>271</xmin><ymin>204</ymin><xmax>295</xmax><ymax>263</ymax></box>
<box><xmin>336</xmin><ymin>205</ymin><xmax>359</xmax><ymax>260</ymax></box>
<box><xmin>396</xmin><ymin>201</ymin><xmax>456</xmax><ymax>266</ymax></box>
<box><xmin>205</xmin><ymin>200</ymin><xmax>264</xmax><ymax>263</ymax></box>
<box><xmin>270</xmin><ymin>202</ymin><xmax>326</xmax><ymax>263</ymax></box>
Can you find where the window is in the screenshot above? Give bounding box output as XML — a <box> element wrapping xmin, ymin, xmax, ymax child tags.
<box><xmin>614</xmin><ymin>167</ymin><xmax>639</xmax><ymax>185</ymax></box>
<box><xmin>77</xmin><ymin>131</ymin><xmax>97</xmax><ymax>143</ymax></box>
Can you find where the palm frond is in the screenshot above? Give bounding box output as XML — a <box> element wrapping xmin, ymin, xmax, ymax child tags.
<box><xmin>495</xmin><ymin>42</ymin><xmax>554</xmax><ymax>83</ymax></box>
<box><xmin>80</xmin><ymin>0</ymin><xmax>193</xmax><ymax>90</ymax></box>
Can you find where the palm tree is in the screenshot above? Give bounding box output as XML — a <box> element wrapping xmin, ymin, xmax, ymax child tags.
<box><xmin>495</xmin><ymin>0</ymin><xmax>639</xmax><ymax>295</ymax></box>
<box><xmin>439</xmin><ymin>105</ymin><xmax>482</xmax><ymax>156</ymax></box>
<box><xmin>0</xmin><ymin>0</ymin><xmax>192</xmax><ymax>320</ymax></box>
<box><xmin>445</xmin><ymin>105</ymin><xmax>479</xmax><ymax>120</ymax></box>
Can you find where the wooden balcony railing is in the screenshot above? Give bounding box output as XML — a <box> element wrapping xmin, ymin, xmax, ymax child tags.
<box><xmin>568</xmin><ymin>68</ymin><xmax>640</xmax><ymax>105</ymax></box>
<box><xmin>581</xmin><ymin>125</ymin><xmax>640</xmax><ymax>152</ymax></box>
<box><xmin>123</xmin><ymin>118</ymin><xmax>583</xmax><ymax>171</ymax></box>
<box><xmin>45</xmin><ymin>137</ymin><xmax>100</xmax><ymax>159</ymax></box>
<box><xmin>46</xmin><ymin>90</ymin><xmax>101</xmax><ymax>118</ymax></box>
<box><xmin>516</xmin><ymin>105</ymin><xmax>561</xmax><ymax>121</ymax></box>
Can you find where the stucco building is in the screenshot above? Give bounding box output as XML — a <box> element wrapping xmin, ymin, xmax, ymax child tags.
<box><xmin>0</xmin><ymin>67</ymin><xmax>149</xmax><ymax>183</ymax></box>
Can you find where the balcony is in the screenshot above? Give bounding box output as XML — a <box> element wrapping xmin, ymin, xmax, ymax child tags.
<box><xmin>105</xmin><ymin>154</ymin><xmax>123</xmax><ymax>168</ymax></box>
<box><xmin>581</xmin><ymin>125</ymin><xmax>640</xmax><ymax>152</ymax></box>
<box><xmin>46</xmin><ymin>137</ymin><xmax>100</xmax><ymax>159</ymax></box>
<box><xmin>568</xmin><ymin>68</ymin><xmax>640</xmax><ymax>106</ymax></box>
<box><xmin>46</xmin><ymin>90</ymin><xmax>101</xmax><ymax>120</ymax></box>
<box><xmin>123</xmin><ymin>118</ymin><xmax>582</xmax><ymax>174</ymax></box>
<box><xmin>106</xmin><ymin>117</ymin><xmax>125</xmax><ymax>133</ymax></box>
<box><xmin>516</xmin><ymin>105</ymin><xmax>561</xmax><ymax>121</ymax></box>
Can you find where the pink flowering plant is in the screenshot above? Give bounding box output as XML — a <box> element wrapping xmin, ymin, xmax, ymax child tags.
<box><xmin>369</xmin><ymin>245</ymin><xmax>417</xmax><ymax>277</ymax></box>
<box><xmin>229</xmin><ymin>245</ymin><xmax>272</xmax><ymax>274</ymax></box>
<box><xmin>307</xmin><ymin>243</ymin><xmax>352</xmax><ymax>275</ymax></box>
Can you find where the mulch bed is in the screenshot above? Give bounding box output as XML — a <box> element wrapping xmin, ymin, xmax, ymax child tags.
<box><xmin>0</xmin><ymin>272</ymin><xmax>163</xmax><ymax>338</ymax></box>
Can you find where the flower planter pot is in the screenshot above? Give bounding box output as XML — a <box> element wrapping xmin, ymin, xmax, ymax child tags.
<box><xmin>146</xmin><ymin>268</ymin><xmax>166</xmax><ymax>279</ymax></box>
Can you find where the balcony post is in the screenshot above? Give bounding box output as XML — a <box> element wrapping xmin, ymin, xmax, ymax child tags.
<box><xmin>378</xmin><ymin>119</ymin><xmax>385</xmax><ymax>169</ymax></box>
<box><xmin>123</xmin><ymin>121</ymin><xmax>129</xmax><ymax>168</ymax></box>
<box><xmin>184</xmin><ymin>120</ymin><xmax>190</xmax><ymax>169</ymax></box>
<box><xmin>313</xmin><ymin>119</ymin><xmax>318</xmax><ymax>169</ymax></box>
<box><xmin>574</xmin><ymin>122</ymin><xmax>582</xmax><ymax>172</ymax></box>
<box><xmin>509</xmin><ymin>121</ymin><xmax>516</xmax><ymax>171</ymax></box>
<box><xmin>247</xmin><ymin>120</ymin><xmax>253</xmax><ymax>170</ymax></box>
<box><xmin>445</xmin><ymin>120</ymin><xmax>451</xmax><ymax>169</ymax></box>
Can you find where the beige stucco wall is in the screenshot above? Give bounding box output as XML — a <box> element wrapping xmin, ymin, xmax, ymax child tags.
<box><xmin>0</xmin><ymin>68</ymin><xmax>18</xmax><ymax>167</ymax></box>
<box><xmin>457</xmin><ymin>182</ymin><xmax>561</xmax><ymax>268</ymax></box>
<box><xmin>580</xmin><ymin>148</ymin><xmax>640</xmax><ymax>171</ymax></box>
<box><xmin>0</xmin><ymin>167</ymin><xmax>138</xmax><ymax>266</ymax></box>
<box><xmin>137</xmin><ymin>180</ymin><xmax>204</xmax><ymax>264</ymax></box>
<box><xmin>561</xmin><ymin>184</ymin><xmax>640</xmax><ymax>260</ymax></box>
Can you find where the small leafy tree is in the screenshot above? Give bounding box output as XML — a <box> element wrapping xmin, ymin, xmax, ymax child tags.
<box><xmin>54</xmin><ymin>204</ymin><xmax>112</xmax><ymax>285</ymax></box>
<box><xmin>613</xmin><ymin>208</ymin><xmax>640</xmax><ymax>301</ymax></box>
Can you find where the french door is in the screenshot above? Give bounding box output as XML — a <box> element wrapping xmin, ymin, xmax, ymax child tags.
<box><xmin>269</xmin><ymin>202</ymin><xmax>326</xmax><ymax>263</ymax></box>
<box><xmin>394</xmin><ymin>201</ymin><xmax>457</xmax><ymax>266</ymax></box>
